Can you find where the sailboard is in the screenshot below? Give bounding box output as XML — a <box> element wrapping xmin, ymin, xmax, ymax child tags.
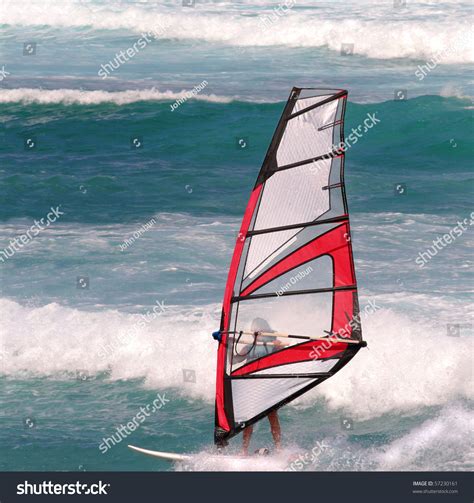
<box><xmin>128</xmin><ymin>445</ymin><xmax>191</xmax><ymax>462</ymax></box>
<box><xmin>214</xmin><ymin>87</ymin><xmax>366</xmax><ymax>446</ymax></box>
<box><xmin>127</xmin><ymin>444</ymin><xmax>273</xmax><ymax>463</ymax></box>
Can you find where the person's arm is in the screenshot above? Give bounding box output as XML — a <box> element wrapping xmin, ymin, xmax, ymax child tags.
<box><xmin>259</xmin><ymin>334</ymin><xmax>288</xmax><ymax>349</ymax></box>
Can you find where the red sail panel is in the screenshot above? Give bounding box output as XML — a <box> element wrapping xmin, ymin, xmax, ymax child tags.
<box><xmin>215</xmin><ymin>184</ymin><xmax>262</xmax><ymax>433</ymax></box>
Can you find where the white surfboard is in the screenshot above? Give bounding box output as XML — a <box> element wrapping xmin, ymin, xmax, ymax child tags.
<box><xmin>128</xmin><ymin>444</ymin><xmax>192</xmax><ymax>462</ymax></box>
<box><xmin>128</xmin><ymin>444</ymin><xmax>270</xmax><ymax>463</ymax></box>
<box><xmin>128</xmin><ymin>444</ymin><xmax>301</xmax><ymax>472</ymax></box>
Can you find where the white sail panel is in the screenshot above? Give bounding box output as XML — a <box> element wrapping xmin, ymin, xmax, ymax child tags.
<box><xmin>291</xmin><ymin>95</ymin><xmax>333</xmax><ymax>114</ymax></box>
<box><xmin>253</xmin><ymin>359</ymin><xmax>338</xmax><ymax>375</ymax></box>
<box><xmin>276</xmin><ymin>99</ymin><xmax>339</xmax><ymax>167</ymax></box>
<box><xmin>231</xmin><ymin>377</ymin><xmax>319</xmax><ymax>424</ymax></box>
<box><xmin>253</xmin><ymin>158</ymin><xmax>332</xmax><ymax>231</ymax></box>
<box><xmin>244</xmin><ymin>229</ymin><xmax>298</xmax><ymax>277</ymax></box>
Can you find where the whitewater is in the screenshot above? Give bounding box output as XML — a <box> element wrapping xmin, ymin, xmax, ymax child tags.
<box><xmin>0</xmin><ymin>0</ymin><xmax>472</xmax><ymax>472</ymax></box>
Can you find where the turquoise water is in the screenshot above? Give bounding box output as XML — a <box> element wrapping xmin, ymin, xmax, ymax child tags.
<box><xmin>0</xmin><ymin>0</ymin><xmax>473</xmax><ymax>472</ymax></box>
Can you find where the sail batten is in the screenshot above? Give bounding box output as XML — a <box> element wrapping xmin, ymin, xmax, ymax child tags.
<box><xmin>214</xmin><ymin>87</ymin><xmax>364</xmax><ymax>446</ymax></box>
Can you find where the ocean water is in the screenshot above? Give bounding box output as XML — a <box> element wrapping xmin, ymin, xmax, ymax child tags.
<box><xmin>0</xmin><ymin>0</ymin><xmax>473</xmax><ymax>472</ymax></box>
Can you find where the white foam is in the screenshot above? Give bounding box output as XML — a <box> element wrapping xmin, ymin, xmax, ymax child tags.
<box><xmin>293</xmin><ymin>307</ymin><xmax>473</xmax><ymax>419</ymax></box>
<box><xmin>176</xmin><ymin>450</ymin><xmax>293</xmax><ymax>472</ymax></box>
<box><xmin>0</xmin><ymin>88</ymin><xmax>233</xmax><ymax>105</ymax></box>
<box><xmin>0</xmin><ymin>298</ymin><xmax>218</xmax><ymax>402</ymax></box>
<box><xmin>375</xmin><ymin>405</ymin><xmax>474</xmax><ymax>471</ymax></box>
<box><xmin>0</xmin><ymin>298</ymin><xmax>471</xmax><ymax>420</ymax></box>
<box><xmin>181</xmin><ymin>405</ymin><xmax>474</xmax><ymax>471</ymax></box>
<box><xmin>1</xmin><ymin>0</ymin><xmax>472</xmax><ymax>63</ymax></box>
<box><xmin>440</xmin><ymin>84</ymin><xmax>474</xmax><ymax>101</ymax></box>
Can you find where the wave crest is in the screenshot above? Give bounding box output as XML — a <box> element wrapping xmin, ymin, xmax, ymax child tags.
<box><xmin>0</xmin><ymin>88</ymin><xmax>234</xmax><ymax>105</ymax></box>
<box><xmin>1</xmin><ymin>0</ymin><xmax>472</xmax><ymax>63</ymax></box>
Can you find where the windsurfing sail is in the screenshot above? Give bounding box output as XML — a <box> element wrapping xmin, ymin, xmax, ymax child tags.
<box><xmin>214</xmin><ymin>87</ymin><xmax>366</xmax><ymax>446</ymax></box>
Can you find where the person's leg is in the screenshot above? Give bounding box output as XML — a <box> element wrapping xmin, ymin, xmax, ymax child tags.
<box><xmin>242</xmin><ymin>425</ymin><xmax>253</xmax><ymax>455</ymax></box>
<box><xmin>268</xmin><ymin>411</ymin><xmax>281</xmax><ymax>450</ymax></box>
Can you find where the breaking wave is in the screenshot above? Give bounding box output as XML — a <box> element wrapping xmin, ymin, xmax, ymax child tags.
<box><xmin>1</xmin><ymin>0</ymin><xmax>472</xmax><ymax>63</ymax></box>
<box><xmin>0</xmin><ymin>297</ymin><xmax>471</xmax><ymax>420</ymax></box>
<box><xmin>0</xmin><ymin>88</ymin><xmax>235</xmax><ymax>106</ymax></box>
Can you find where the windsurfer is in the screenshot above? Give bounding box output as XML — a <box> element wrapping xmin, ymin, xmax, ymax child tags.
<box><xmin>239</xmin><ymin>317</ymin><xmax>283</xmax><ymax>455</ymax></box>
<box><xmin>211</xmin><ymin>317</ymin><xmax>286</xmax><ymax>454</ymax></box>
